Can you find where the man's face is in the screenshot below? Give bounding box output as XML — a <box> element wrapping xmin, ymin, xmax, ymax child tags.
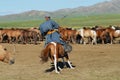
<box><xmin>45</xmin><ymin>17</ymin><xmax>50</xmax><ymax>21</ymax></box>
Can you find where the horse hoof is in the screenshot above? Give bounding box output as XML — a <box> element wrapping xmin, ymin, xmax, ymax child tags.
<box><xmin>55</xmin><ymin>71</ymin><xmax>60</xmax><ymax>74</ymax></box>
<box><xmin>58</xmin><ymin>67</ymin><xmax>62</xmax><ymax>71</ymax></box>
<box><xmin>71</xmin><ymin>67</ymin><xmax>75</xmax><ymax>69</ymax></box>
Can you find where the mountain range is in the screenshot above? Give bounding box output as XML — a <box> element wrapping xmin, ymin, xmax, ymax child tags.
<box><xmin>0</xmin><ymin>0</ymin><xmax>120</xmax><ymax>22</ymax></box>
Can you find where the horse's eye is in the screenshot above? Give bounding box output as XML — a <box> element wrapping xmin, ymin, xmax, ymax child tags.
<box><xmin>4</xmin><ymin>48</ymin><xmax>7</xmax><ymax>51</ymax></box>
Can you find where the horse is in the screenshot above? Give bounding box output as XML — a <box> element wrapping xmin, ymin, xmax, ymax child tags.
<box><xmin>28</xmin><ymin>27</ymin><xmax>43</xmax><ymax>41</ymax></box>
<box><xmin>95</xmin><ymin>29</ymin><xmax>107</xmax><ymax>44</ymax></box>
<box><xmin>105</xmin><ymin>27</ymin><xmax>120</xmax><ymax>44</ymax></box>
<box><xmin>40</xmin><ymin>42</ymin><xmax>74</xmax><ymax>73</ymax></box>
<box><xmin>0</xmin><ymin>45</ymin><xmax>15</xmax><ymax>64</ymax></box>
<box><xmin>20</xmin><ymin>30</ymin><xmax>38</xmax><ymax>44</ymax></box>
<box><xmin>0</xmin><ymin>29</ymin><xmax>23</xmax><ymax>43</ymax></box>
<box><xmin>58</xmin><ymin>27</ymin><xmax>77</xmax><ymax>43</ymax></box>
<box><xmin>92</xmin><ymin>26</ymin><xmax>111</xmax><ymax>44</ymax></box>
<box><xmin>77</xmin><ymin>28</ymin><xmax>97</xmax><ymax>45</ymax></box>
<box><xmin>0</xmin><ymin>30</ymin><xmax>3</xmax><ymax>42</ymax></box>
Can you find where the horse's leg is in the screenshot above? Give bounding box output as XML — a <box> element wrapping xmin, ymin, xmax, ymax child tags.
<box><xmin>80</xmin><ymin>36</ymin><xmax>85</xmax><ymax>44</ymax></box>
<box><xmin>15</xmin><ymin>36</ymin><xmax>18</xmax><ymax>44</ymax></box>
<box><xmin>83</xmin><ymin>38</ymin><xmax>86</xmax><ymax>45</ymax></box>
<box><xmin>65</xmin><ymin>53</ymin><xmax>74</xmax><ymax>69</ymax></box>
<box><xmin>0</xmin><ymin>35</ymin><xmax>3</xmax><ymax>43</ymax></box>
<box><xmin>8</xmin><ymin>36</ymin><xmax>12</xmax><ymax>43</ymax></box>
<box><xmin>52</xmin><ymin>42</ymin><xmax>60</xmax><ymax>73</ymax></box>
<box><xmin>58</xmin><ymin>59</ymin><xmax>62</xmax><ymax>71</ymax></box>
<box><xmin>91</xmin><ymin>37</ymin><xmax>94</xmax><ymax>45</ymax></box>
<box><xmin>33</xmin><ymin>35</ymin><xmax>37</xmax><ymax>45</ymax></box>
<box><xmin>62</xmin><ymin>57</ymin><xmax>66</xmax><ymax>66</ymax></box>
<box><xmin>80</xmin><ymin>37</ymin><xmax>83</xmax><ymax>44</ymax></box>
<box><xmin>50</xmin><ymin>55</ymin><xmax>62</xmax><ymax>71</ymax></box>
<box><xmin>72</xmin><ymin>35</ymin><xmax>76</xmax><ymax>44</ymax></box>
<box><xmin>21</xmin><ymin>36</ymin><xmax>26</xmax><ymax>44</ymax></box>
<box><xmin>67</xmin><ymin>60</ymin><xmax>74</xmax><ymax>69</ymax></box>
<box><xmin>53</xmin><ymin>54</ymin><xmax>59</xmax><ymax>73</ymax></box>
<box><xmin>92</xmin><ymin>36</ymin><xmax>97</xmax><ymax>45</ymax></box>
<box><xmin>100</xmin><ymin>35</ymin><xmax>104</xmax><ymax>44</ymax></box>
<box><xmin>109</xmin><ymin>33</ymin><xmax>113</xmax><ymax>44</ymax></box>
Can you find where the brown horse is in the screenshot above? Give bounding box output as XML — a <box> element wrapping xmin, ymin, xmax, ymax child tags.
<box><xmin>58</xmin><ymin>27</ymin><xmax>77</xmax><ymax>43</ymax></box>
<box><xmin>105</xmin><ymin>27</ymin><xmax>120</xmax><ymax>44</ymax></box>
<box><xmin>40</xmin><ymin>42</ymin><xmax>74</xmax><ymax>73</ymax></box>
<box><xmin>95</xmin><ymin>29</ymin><xmax>107</xmax><ymax>44</ymax></box>
<box><xmin>0</xmin><ymin>29</ymin><xmax>23</xmax><ymax>43</ymax></box>
<box><xmin>21</xmin><ymin>30</ymin><xmax>38</xmax><ymax>44</ymax></box>
<box><xmin>92</xmin><ymin>26</ymin><xmax>111</xmax><ymax>44</ymax></box>
<box><xmin>0</xmin><ymin>45</ymin><xmax>15</xmax><ymax>64</ymax></box>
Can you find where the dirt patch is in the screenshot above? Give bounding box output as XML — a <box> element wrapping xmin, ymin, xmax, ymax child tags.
<box><xmin>0</xmin><ymin>43</ymin><xmax>120</xmax><ymax>80</ymax></box>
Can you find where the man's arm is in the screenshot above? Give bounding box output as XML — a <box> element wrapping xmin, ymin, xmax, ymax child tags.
<box><xmin>39</xmin><ymin>25</ymin><xmax>45</xmax><ymax>36</ymax></box>
<box><xmin>51</xmin><ymin>20</ymin><xmax>59</xmax><ymax>29</ymax></box>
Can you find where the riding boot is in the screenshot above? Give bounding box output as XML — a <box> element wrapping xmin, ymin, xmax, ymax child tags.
<box><xmin>63</xmin><ymin>43</ymin><xmax>72</xmax><ymax>53</ymax></box>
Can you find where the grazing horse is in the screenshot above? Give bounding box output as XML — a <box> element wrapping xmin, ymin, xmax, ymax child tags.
<box><xmin>105</xmin><ymin>27</ymin><xmax>120</xmax><ymax>44</ymax></box>
<box><xmin>0</xmin><ymin>45</ymin><xmax>15</xmax><ymax>64</ymax></box>
<box><xmin>77</xmin><ymin>28</ymin><xmax>97</xmax><ymax>45</ymax></box>
<box><xmin>40</xmin><ymin>42</ymin><xmax>74</xmax><ymax>73</ymax></box>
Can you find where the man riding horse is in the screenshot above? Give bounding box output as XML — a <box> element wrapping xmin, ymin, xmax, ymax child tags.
<box><xmin>39</xmin><ymin>15</ymin><xmax>72</xmax><ymax>53</ymax></box>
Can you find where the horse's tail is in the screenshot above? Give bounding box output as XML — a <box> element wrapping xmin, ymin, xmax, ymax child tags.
<box><xmin>40</xmin><ymin>45</ymin><xmax>50</xmax><ymax>63</ymax></box>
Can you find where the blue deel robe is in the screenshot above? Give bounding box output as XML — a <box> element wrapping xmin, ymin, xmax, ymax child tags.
<box><xmin>39</xmin><ymin>19</ymin><xmax>65</xmax><ymax>46</ymax></box>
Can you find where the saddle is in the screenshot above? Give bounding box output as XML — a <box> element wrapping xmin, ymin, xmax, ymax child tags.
<box><xmin>64</xmin><ymin>43</ymin><xmax>72</xmax><ymax>53</ymax></box>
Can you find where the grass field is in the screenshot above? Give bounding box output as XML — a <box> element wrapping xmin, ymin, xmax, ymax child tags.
<box><xmin>0</xmin><ymin>14</ymin><xmax>120</xmax><ymax>29</ymax></box>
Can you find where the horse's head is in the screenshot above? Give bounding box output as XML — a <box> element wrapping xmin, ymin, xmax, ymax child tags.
<box><xmin>0</xmin><ymin>45</ymin><xmax>15</xmax><ymax>65</ymax></box>
<box><xmin>40</xmin><ymin>48</ymin><xmax>49</xmax><ymax>63</ymax></box>
<box><xmin>4</xmin><ymin>52</ymin><xmax>15</xmax><ymax>65</ymax></box>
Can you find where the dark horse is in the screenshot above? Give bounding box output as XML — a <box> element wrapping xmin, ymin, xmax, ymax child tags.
<box><xmin>40</xmin><ymin>42</ymin><xmax>74</xmax><ymax>73</ymax></box>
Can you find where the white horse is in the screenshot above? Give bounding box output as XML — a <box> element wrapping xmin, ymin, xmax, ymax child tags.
<box><xmin>77</xmin><ymin>28</ymin><xmax>97</xmax><ymax>45</ymax></box>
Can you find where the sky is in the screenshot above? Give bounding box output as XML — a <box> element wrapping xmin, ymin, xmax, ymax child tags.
<box><xmin>0</xmin><ymin>0</ymin><xmax>110</xmax><ymax>16</ymax></box>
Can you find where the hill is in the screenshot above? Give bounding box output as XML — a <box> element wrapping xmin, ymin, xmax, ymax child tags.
<box><xmin>1</xmin><ymin>14</ymin><xmax>120</xmax><ymax>28</ymax></box>
<box><xmin>0</xmin><ymin>0</ymin><xmax>120</xmax><ymax>22</ymax></box>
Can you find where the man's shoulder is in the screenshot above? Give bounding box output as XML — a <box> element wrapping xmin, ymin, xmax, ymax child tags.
<box><xmin>48</xmin><ymin>19</ymin><xmax>56</xmax><ymax>22</ymax></box>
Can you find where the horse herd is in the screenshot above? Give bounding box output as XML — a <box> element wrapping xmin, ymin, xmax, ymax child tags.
<box><xmin>0</xmin><ymin>25</ymin><xmax>120</xmax><ymax>73</ymax></box>
<box><xmin>0</xmin><ymin>27</ymin><xmax>43</xmax><ymax>44</ymax></box>
<box><xmin>59</xmin><ymin>25</ymin><xmax>120</xmax><ymax>45</ymax></box>
<box><xmin>0</xmin><ymin>25</ymin><xmax>120</xmax><ymax>45</ymax></box>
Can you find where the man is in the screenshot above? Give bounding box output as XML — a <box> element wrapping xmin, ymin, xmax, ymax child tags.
<box><xmin>39</xmin><ymin>15</ymin><xmax>72</xmax><ymax>52</ymax></box>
